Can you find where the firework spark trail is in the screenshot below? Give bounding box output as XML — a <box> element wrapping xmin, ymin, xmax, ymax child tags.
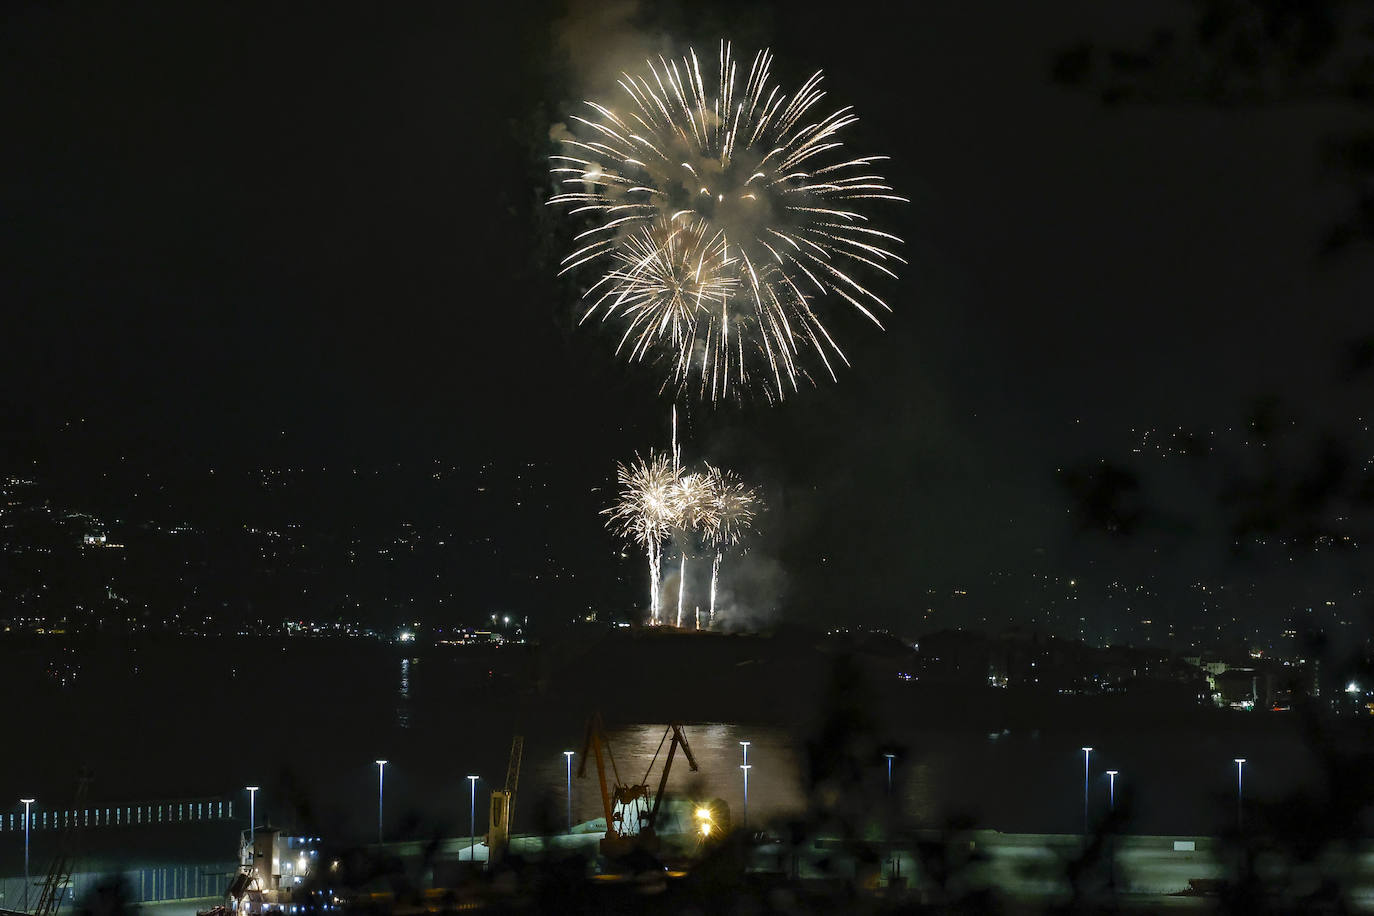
<box><xmin>709</xmin><ymin>551</ymin><xmax>721</xmax><ymax>625</ymax></box>
<box><xmin>677</xmin><ymin>553</ymin><xmax>687</xmax><ymax>628</ymax></box>
<box><xmin>671</xmin><ymin>405</ymin><xmax>680</xmax><ymax>471</ymax></box>
<box><xmin>551</xmin><ymin>42</ymin><xmax>907</xmax><ymax>402</ymax></box>
<box><xmin>669</xmin><ymin>470</ymin><xmax>712</xmax><ymax>627</ymax></box>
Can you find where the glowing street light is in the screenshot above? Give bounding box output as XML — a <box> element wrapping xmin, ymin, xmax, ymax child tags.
<box><xmin>1234</xmin><ymin>759</ymin><xmax>1246</xmax><ymax>832</ymax></box>
<box><xmin>467</xmin><ymin>776</ymin><xmax>479</xmax><ymax>861</ymax></box>
<box><xmin>375</xmin><ymin>761</ymin><xmax>387</xmax><ymax>845</ymax></box>
<box><xmin>245</xmin><ymin>786</ymin><xmax>259</xmax><ymax>838</ymax></box>
<box><xmin>1081</xmin><ymin>748</ymin><xmax>1093</xmax><ymax>840</ymax></box>
<box><xmin>738</xmin><ymin>740</ymin><xmax>752</xmax><ymax>828</ymax></box>
<box><xmin>740</xmin><ymin>764</ymin><xmax>752</xmax><ymax>828</ymax></box>
<box><xmin>884</xmin><ymin>753</ymin><xmax>896</xmax><ymax>795</ymax></box>
<box><xmin>20</xmin><ymin>798</ymin><xmax>34</xmax><ymax>913</ymax></box>
<box><xmin>1106</xmin><ymin>771</ymin><xmax>1119</xmax><ymax>811</ymax></box>
<box><xmin>563</xmin><ymin>752</ymin><xmax>575</xmax><ymax>835</ymax></box>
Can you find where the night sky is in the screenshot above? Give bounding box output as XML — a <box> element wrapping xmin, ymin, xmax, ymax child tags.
<box><xmin>3</xmin><ymin>0</ymin><xmax>1371</xmax><ymax>635</ymax></box>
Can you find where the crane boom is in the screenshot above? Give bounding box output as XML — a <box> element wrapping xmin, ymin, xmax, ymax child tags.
<box><xmin>647</xmin><ymin>723</ymin><xmax>697</xmax><ymax>829</ymax></box>
<box><xmin>577</xmin><ymin>715</ymin><xmax>697</xmax><ymax>859</ymax></box>
<box><xmin>578</xmin><ymin>713</ymin><xmax>619</xmax><ymax>840</ymax></box>
<box><xmin>487</xmin><ymin>736</ymin><xmax>523</xmax><ymax>866</ymax></box>
<box><xmin>503</xmin><ymin>736</ymin><xmax>523</xmax><ymax>828</ymax></box>
<box><xmin>33</xmin><ymin>770</ymin><xmax>92</xmax><ymax>916</ymax></box>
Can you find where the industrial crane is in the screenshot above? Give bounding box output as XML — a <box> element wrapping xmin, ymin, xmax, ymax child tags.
<box><xmin>32</xmin><ymin>770</ymin><xmax>92</xmax><ymax>916</ymax></box>
<box><xmin>577</xmin><ymin>714</ymin><xmax>697</xmax><ymax>858</ymax></box>
<box><xmin>487</xmin><ymin>735</ymin><xmax>522</xmax><ymax>866</ymax></box>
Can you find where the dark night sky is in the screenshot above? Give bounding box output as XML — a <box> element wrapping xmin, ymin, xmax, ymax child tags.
<box><xmin>3</xmin><ymin>0</ymin><xmax>1370</xmax><ymax>634</ymax></box>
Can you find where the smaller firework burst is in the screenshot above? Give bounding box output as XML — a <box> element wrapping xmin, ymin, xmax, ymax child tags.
<box><xmin>605</xmin><ymin>451</ymin><xmax>681</xmax><ymax>624</ymax></box>
<box><xmin>701</xmin><ymin>464</ymin><xmax>758</xmax><ymax>549</ymax></box>
<box><xmin>670</xmin><ymin>470</ymin><xmax>717</xmax><ymax>530</ymax></box>
<box><xmin>606</xmin><ymin>451</ymin><xmax>762</xmax><ymax>626</ymax></box>
<box><xmin>701</xmin><ymin>464</ymin><xmax>758</xmax><ymax>626</ymax></box>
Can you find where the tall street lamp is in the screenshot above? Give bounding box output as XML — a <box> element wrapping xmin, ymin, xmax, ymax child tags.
<box><xmin>20</xmin><ymin>798</ymin><xmax>34</xmax><ymax>914</ymax></box>
<box><xmin>467</xmin><ymin>776</ymin><xmax>479</xmax><ymax>862</ymax></box>
<box><xmin>375</xmin><ymin>761</ymin><xmax>387</xmax><ymax>845</ymax></box>
<box><xmin>1106</xmin><ymin>771</ymin><xmax>1118</xmax><ymax>812</ymax></box>
<box><xmin>1081</xmin><ymin>747</ymin><xmax>1093</xmax><ymax>840</ymax></box>
<box><xmin>1234</xmin><ymin>759</ymin><xmax>1246</xmax><ymax>832</ymax></box>
<box><xmin>245</xmin><ymin>786</ymin><xmax>258</xmax><ymax>839</ymax></box>
<box><xmin>740</xmin><ymin>764</ymin><xmax>751</xmax><ymax>828</ymax></box>
<box><xmin>884</xmin><ymin>753</ymin><xmax>896</xmax><ymax>795</ymax></box>
<box><xmin>563</xmin><ymin>752</ymin><xmax>574</xmax><ymax>835</ymax></box>
<box><xmin>739</xmin><ymin>740</ymin><xmax>752</xmax><ymax>829</ymax></box>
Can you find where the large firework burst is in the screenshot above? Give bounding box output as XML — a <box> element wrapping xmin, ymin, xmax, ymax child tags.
<box><xmin>551</xmin><ymin>42</ymin><xmax>906</xmax><ymax>402</ymax></box>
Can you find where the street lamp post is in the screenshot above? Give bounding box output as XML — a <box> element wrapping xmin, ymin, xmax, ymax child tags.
<box><xmin>740</xmin><ymin>764</ymin><xmax>751</xmax><ymax>828</ymax></box>
<box><xmin>563</xmin><ymin>752</ymin><xmax>574</xmax><ymax>835</ymax></box>
<box><xmin>20</xmin><ymin>798</ymin><xmax>34</xmax><ymax>914</ymax></box>
<box><xmin>245</xmin><ymin>786</ymin><xmax>258</xmax><ymax>839</ymax></box>
<box><xmin>467</xmin><ymin>776</ymin><xmax>479</xmax><ymax>862</ymax></box>
<box><xmin>1234</xmin><ymin>759</ymin><xmax>1246</xmax><ymax>832</ymax></box>
<box><xmin>884</xmin><ymin>753</ymin><xmax>896</xmax><ymax>795</ymax></box>
<box><xmin>1106</xmin><ymin>771</ymin><xmax>1118</xmax><ymax>812</ymax></box>
<box><xmin>375</xmin><ymin>761</ymin><xmax>387</xmax><ymax>845</ymax></box>
<box><xmin>739</xmin><ymin>740</ymin><xmax>752</xmax><ymax>829</ymax></box>
<box><xmin>1081</xmin><ymin>747</ymin><xmax>1093</xmax><ymax>840</ymax></box>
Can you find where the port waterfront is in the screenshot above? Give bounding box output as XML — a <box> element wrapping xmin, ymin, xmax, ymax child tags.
<box><xmin>6</xmin><ymin>831</ymin><xmax>1374</xmax><ymax>913</ymax></box>
<box><xmin>4</xmin><ymin>635</ymin><xmax>1372</xmax><ymax>909</ymax></box>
